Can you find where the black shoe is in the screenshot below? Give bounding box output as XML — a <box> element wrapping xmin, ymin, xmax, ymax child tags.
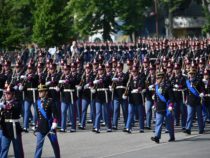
<box><xmin>145</xmin><ymin>127</ymin><xmax>151</xmax><ymax>130</ymax></box>
<box><xmin>95</xmin><ymin>129</ymin><xmax>100</xmax><ymax>133</ymax></box>
<box><xmin>23</xmin><ymin>128</ymin><xmax>29</xmax><ymax>133</ymax></box>
<box><xmin>139</xmin><ymin>130</ymin><xmax>144</xmax><ymax>133</ymax></box>
<box><xmin>165</xmin><ymin>130</ymin><xmax>169</xmax><ymax>133</ymax></box>
<box><xmin>168</xmin><ymin>137</ymin><xmax>175</xmax><ymax>142</ymax></box>
<box><xmin>59</xmin><ymin>129</ymin><xmax>66</xmax><ymax>132</ymax></box>
<box><xmin>199</xmin><ymin>130</ymin><xmax>204</xmax><ymax>134</ymax></box>
<box><xmin>183</xmin><ymin>129</ymin><xmax>191</xmax><ymax>135</ymax></box>
<box><xmin>78</xmin><ymin>126</ymin><xmax>85</xmax><ymax>130</ymax></box>
<box><xmin>112</xmin><ymin>126</ymin><xmax>118</xmax><ymax>130</ymax></box>
<box><xmin>182</xmin><ymin>127</ymin><xmax>186</xmax><ymax>131</ymax></box>
<box><xmin>70</xmin><ymin>129</ymin><xmax>76</xmax><ymax>133</ymax></box>
<box><xmin>107</xmin><ymin>129</ymin><xmax>112</xmax><ymax>132</ymax></box>
<box><xmin>151</xmin><ymin>137</ymin><xmax>159</xmax><ymax>143</ymax></box>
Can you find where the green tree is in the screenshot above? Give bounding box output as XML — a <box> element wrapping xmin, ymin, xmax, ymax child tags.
<box><xmin>32</xmin><ymin>0</ymin><xmax>73</xmax><ymax>47</ymax></box>
<box><xmin>117</xmin><ymin>0</ymin><xmax>152</xmax><ymax>42</ymax></box>
<box><xmin>201</xmin><ymin>0</ymin><xmax>210</xmax><ymax>35</ymax></box>
<box><xmin>0</xmin><ymin>0</ymin><xmax>34</xmax><ymax>50</ymax></box>
<box><xmin>67</xmin><ymin>0</ymin><xmax>119</xmax><ymax>41</ymax></box>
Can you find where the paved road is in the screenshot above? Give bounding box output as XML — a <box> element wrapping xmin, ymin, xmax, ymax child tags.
<box><xmin>8</xmin><ymin>122</ymin><xmax>210</xmax><ymax>158</ymax></box>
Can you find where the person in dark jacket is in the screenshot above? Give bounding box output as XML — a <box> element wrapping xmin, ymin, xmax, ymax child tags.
<box><xmin>34</xmin><ymin>84</ymin><xmax>60</xmax><ymax>158</ymax></box>
<box><xmin>0</xmin><ymin>85</ymin><xmax>24</xmax><ymax>158</ymax></box>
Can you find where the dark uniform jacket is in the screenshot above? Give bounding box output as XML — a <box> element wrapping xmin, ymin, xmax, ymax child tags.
<box><xmin>128</xmin><ymin>73</ymin><xmax>146</xmax><ymax>105</ymax></box>
<box><xmin>186</xmin><ymin>77</ymin><xmax>204</xmax><ymax>106</ymax></box>
<box><xmin>113</xmin><ymin>72</ymin><xmax>128</xmax><ymax>99</ymax></box>
<box><xmin>36</xmin><ymin>98</ymin><xmax>58</xmax><ymax>134</ymax></box>
<box><xmin>155</xmin><ymin>81</ymin><xmax>174</xmax><ymax>113</ymax></box>
<box><xmin>2</xmin><ymin>99</ymin><xmax>22</xmax><ymax>139</ymax></box>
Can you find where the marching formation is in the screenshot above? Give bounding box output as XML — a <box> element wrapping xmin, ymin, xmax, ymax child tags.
<box><xmin>0</xmin><ymin>37</ymin><xmax>210</xmax><ymax>157</ymax></box>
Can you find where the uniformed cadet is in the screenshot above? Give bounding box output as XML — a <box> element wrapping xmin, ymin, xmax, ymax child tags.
<box><xmin>45</xmin><ymin>63</ymin><xmax>61</xmax><ymax>128</ymax></box>
<box><xmin>171</xmin><ymin>63</ymin><xmax>187</xmax><ymax>129</ymax></box>
<box><xmin>151</xmin><ymin>71</ymin><xmax>175</xmax><ymax>143</ymax></box>
<box><xmin>34</xmin><ymin>84</ymin><xmax>60</xmax><ymax>158</ymax></box>
<box><xmin>92</xmin><ymin>64</ymin><xmax>112</xmax><ymax>133</ymax></box>
<box><xmin>79</xmin><ymin>63</ymin><xmax>95</xmax><ymax>129</ymax></box>
<box><xmin>123</xmin><ymin>65</ymin><xmax>146</xmax><ymax>133</ymax></box>
<box><xmin>0</xmin><ymin>85</ymin><xmax>24</xmax><ymax>158</ymax></box>
<box><xmin>112</xmin><ymin>62</ymin><xmax>128</xmax><ymax>130</ymax></box>
<box><xmin>20</xmin><ymin>62</ymin><xmax>39</xmax><ymax>132</ymax></box>
<box><xmin>184</xmin><ymin>67</ymin><xmax>205</xmax><ymax>135</ymax></box>
<box><xmin>145</xmin><ymin>64</ymin><xmax>156</xmax><ymax>129</ymax></box>
<box><xmin>202</xmin><ymin>69</ymin><xmax>210</xmax><ymax>128</ymax></box>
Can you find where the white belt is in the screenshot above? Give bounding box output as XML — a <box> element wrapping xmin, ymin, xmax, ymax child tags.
<box><xmin>131</xmin><ymin>89</ymin><xmax>139</xmax><ymax>94</ymax></box>
<box><xmin>5</xmin><ymin>119</ymin><xmax>19</xmax><ymax>139</ymax></box>
<box><xmin>97</xmin><ymin>88</ymin><xmax>109</xmax><ymax>91</ymax></box>
<box><xmin>27</xmin><ymin>88</ymin><xmax>37</xmax><ymax>103</ymax></box>
<box><xmin>63</xmin><ymin>89</ymin><xmax>75</xmax><ymax>92</ymax></box>
<box><xmin>205</xmin><ymin>94</ymin><xmax>210</xmax><ymax>97</ymax></box>
<box><xmin>5</xmin><ymin>119</ymin><xmax>20</xmax><ymax>123</ymax></box>
<box><xmin>27</xmin><ymin>88</ymin><xmax>38</xmax><ymax>91</ymax></box>
<box><xmin>49</xmin><ymin>87</ymin><xmax>57</xmax><ymax>90</ymax></box>
<box><xmin>97</xmin><ymin>88</ymin><xmax>109</xmax><ymax>103</ymax></box>
<box><xmin>173</xmin><ymin>88</ymin><xmax>185</xmax><ymax>92</ymax></box>
<box><xmin>116</xmin><ymin>86</ymin><xmax>126</xmax><ymax>89</ymax></box>
<box><xmin>63</xmin><ymin>89</ymin><xmax>75</xmax><ymax>104</ymax></box>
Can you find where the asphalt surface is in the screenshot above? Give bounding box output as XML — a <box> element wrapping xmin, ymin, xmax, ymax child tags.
<box><xmin>7</xmin><ymin>119</ymin><xmax>210</xmax><ymax>158</ymax></box>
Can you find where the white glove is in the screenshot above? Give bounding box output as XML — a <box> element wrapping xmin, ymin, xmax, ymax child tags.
<box><xmin>112</xmin><ymin>77</ymin><xmax>119</xmax><ymax>82</ymax></box>
<box><xmin>13</xmin><ymin>85</ymin><xmax>18</xmax><ymax>90</ymax></box>
<box><xmin>76</xmin><ymin>85</ymin><xmax>82</xmax><ymax>90</ymax></box>
<box><xmin>141</xmin><ymin>89</ymin><xmax>146</xmax><ymax>93</ymax></box>
<box><xmin>93</xmin><ymin>80</ymin><xmax>100</xmax><ymax>85</ymax></box>
<box><xmin>45</xmin><ymin>81</ymin><xmax>51</xmax><ymax>86</ymax></box>
<box><xmin>148</xmin><ymin>85</ymin><xmax>154</xmax><ymax>91</ymax></box>
<box><xmin>51</xmin><ymin>122</ymin><xmax>57</xmax><ymax>130</ymax></box>
<box><xmin>174</xmin><ymin>84</ymin><xmax>179</xmax><ymax>88</ymax></box>
<box><xmin>55</xmin><ymin>86</ymin><xmax>60</xmax><ymax>92</ymax></box>
<box><xmin>131</xmin><ymin>89</ymin><xmax>139</xmax><ymax>93</ymax></box>
<box><xmin>152</xmin><ymin>106</ymin><xmax>156</xmax><ymax>111</ymax></box>
<box><xmin>202</xmin><ymin>79</ymin><xmax>208</xmax><ymax>84</ymax></box>
<box><xmin>109</xmin><ymin>86</ymin><xmax>114</xmax><ymax>92</ymax></box>
<box><xmin>0</xmin><ymin>102</ymin><xmax>5</xmax><ymax>109</ymax></box>
<box><xmin>152</xmin><ymin>95</ymin><xmax>155</xmax><ymax>100</ymax></box>
<box><xmin>20</xmin><ymin>75</ymin><xmax>26</xmax><ymax>79</ymax></box>
<box><xmin>91</xmin><ymin>88</ymin><xmax>96</xmax><ymax>93</ymax></box>
<box><xmin>59</xmin><ymin>80</ymin><xmax>65</xmax><ymax>84</ymax></box>
<box><xmin>84</xmin><ymin>83</ymin><xmax>89</xmax><ymax>89</ymax></box>
<box><xmin>19</xmin><ymin>85</ymin><xmax>24</xmax><ymax>91</ymax></box>
<box><xmin>199</xmin><ymin>93</ymin><xmax>204</xmax><ymax>98</ymax></box>
<box><xmin>122</xmin><ymin>94</ymin><xmax>127</xmax><ymax>99</ymax></box>
<box><xmin>168</xmin><ymin>106</ymin><xmax>173</xmax><ymax>111</ymax></box>
<box><xmin>158</xmin><ymin>88</ymin><xmax>162</xmax><ymax>94</ymax></box>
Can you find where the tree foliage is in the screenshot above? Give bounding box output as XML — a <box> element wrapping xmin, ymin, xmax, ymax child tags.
<box><xmin>67</xmin><ymin>0</ymin><xmax>119</xmax><ymax>41</ymax></box>
<box><xmin>32</xmin><ymin>0</ymin><xmax>73</xmax><ymax>47</ymax></box>
<box><xmin>0</xmin><ymin>0</ymin><xmax>34</xmax><ymax>49</ymax></box>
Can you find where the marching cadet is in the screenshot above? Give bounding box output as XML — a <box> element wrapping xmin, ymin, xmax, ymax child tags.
<box><xmin>76</xmin><ymin>58</ymin><xmax>83</xmax><ymax>126</ymax></box>
<box><xmin>92</xmin><ymin>64</ymin><xmax>112</xmax><ymax>133</ymax></box>
<box><xmin>0</xmin><ymin>85</ymin><xmax>24</xmax><ymax>158</ymax></box>
<box><xmin>123</xmin><ymin>65</ymin><xmax>146</xmax><ymax>133</ymax></box>
<box><xmin>79</xmin><ymin>63</ymin><xmax>95</xmax><ymax>129</ymax></box>
<box><xmin>34</xmin><ymin>84</ymin><xmax>60</xmax><ymax>158</ymax></box>
<box><xmin>202</xmin><ymin>69</ymin><xmax>210</xmax><ymax>128</ymax></box>
<box><xmin>171</xmin><ymin>63</ymin><xmax>187</xmax><ymax>129</ymax></box>
<box><xmin>145</xmin><ymin>64</ymin><xmax>156</xmax><ymax>129</ymax></box>
<box><xmin>37</xmin><ymin>62</ymin><xmax>46</xmax><ymax>85</ymax></box>
<box><xmin>184</xmin><ymin>67</ymin><xmax>205</xmax><ymax>135</ymax></box>
<box><xmin>151</xmin><ymin>71</ymin><xmax>175</xmax><ymax>143</ymax></box>
<box><xmin>2</xmin><ymin>60</ymin><xmax>13</xmax><ymax>84</ymax></box>
<box><xmin>112</xmin><ymin>62</ymin><xmax>128</xmax><ymax>130</ymax></box>
<box><xmin>20</xmin><ymin>62</ymin><xmax>39</xmax><ymax>132</ymax></box>
<box><xmin>59</xmin><ymin>63</ymin><xmax>79</xmax><ymax>132</ymax></box>
<box><xmin>45</xmin><ymin>63</ymin><xmax>61</xmax><ymax>128</ymax></box>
